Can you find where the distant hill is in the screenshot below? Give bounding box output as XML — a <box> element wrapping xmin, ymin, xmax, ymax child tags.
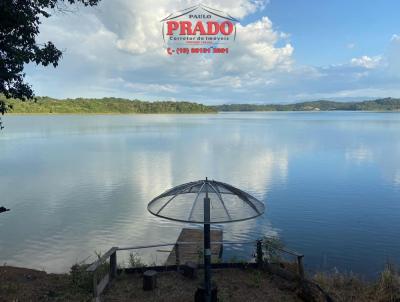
<box><xmin>214</xmin><ymin>98</ymin><xmax>400</xmax><ymax>111</ymax></box>
<box><xmin>3</xmin><ymin>96</ymin><xmax>400</xmax><ymax>115</ymax></box>
<box><xmin>2</xmin><ymin>96</ymin><xmax>216</xmax><ymax>114</ymax></box>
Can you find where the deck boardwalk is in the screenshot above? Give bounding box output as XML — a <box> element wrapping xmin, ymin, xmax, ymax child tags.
<box><xmin>165</xmin><ymin>228</ymin><xmax>223</xmax><ymax>265</ymax></box>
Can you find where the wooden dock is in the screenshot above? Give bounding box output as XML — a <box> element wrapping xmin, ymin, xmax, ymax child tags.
<box><xmin>165</xmin><ymin>228</ymin><xmax>223</xmax><ymax>265</ymax></box>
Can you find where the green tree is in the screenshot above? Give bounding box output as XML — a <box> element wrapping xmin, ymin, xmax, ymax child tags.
<box><xmin>0</xmin><ymin>0</ymin><xmax>101</xmax><ymax>128</ymax></box>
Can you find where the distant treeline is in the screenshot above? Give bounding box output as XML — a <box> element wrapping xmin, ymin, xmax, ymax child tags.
<box><xmin>214</xmin><ymin>98</ymin><xmax>400</xmax><ymax>111</ymax></box>
<box><xmin>3</xmin><ymin>96</ymin><xmax>400</xmax><ymax>114</ymax></box>
<box><xmin>2</xmin><ymin>96</ymin><xmax>216</xmax><ymax>114</ymax></box>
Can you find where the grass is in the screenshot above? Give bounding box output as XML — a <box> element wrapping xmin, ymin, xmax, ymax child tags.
<box><xmin>313</xmin><ymin>264</ymin><xmax>400</xmax><ymax>302</ymax></box>
<box><xmin>104</xmin><ymin>268</ymin><xmax>302</xmax><ymax>302</ymax></box>
<box><xmin>1</xmin><ymin>242</ymin><xmax>400</xmax><ymax>301</ymax></box>
<box><xmin>128</xmin><ymin>252</ymin><xmax>148</xmax><ymax>268</ymax></box>
<box><xmin>1</xmin><ymin>261</ymin><xmax>400</xmax><ymax>301</ymax></box>
<box><xmin>0</xmin><ymin>266</ymin><xmax>93</xmax><ymax>301</ymax></box>
<box><xmin>262</xmin><ymin>235</ymin><xmax>285</xmax><ymax>263</ymax></box>
<box><xmin>378</xmin><ymin>264</ymin><xmax>400</xmax><ymax>301</ymax></box>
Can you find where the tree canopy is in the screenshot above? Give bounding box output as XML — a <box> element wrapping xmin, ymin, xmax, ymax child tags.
<box><xmin>2</xmin><ymin>96</ymin><xmax>217</xmax><ymax>114</ymax></box>
<box><xmin>214</xmin><ymin>98</ymin><xmax>400</xmax><ymax>112</ymax></box>
<box><xmin>0</xmin><ymin>0</ymin><xmax>101</xmax><ymax>128</ymax></box>
<box><xmin>0</xmin><ymin>0</ymin><xmax>100</xmax><ymax>101</ymax></box>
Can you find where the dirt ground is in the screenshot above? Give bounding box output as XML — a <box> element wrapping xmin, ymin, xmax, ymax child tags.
<box><xmin>2</xmin><ymin>265</ymin><xmax>399</xmax><ymax>302</ymax></box>
<box><xmin>0</xmin><ymin>266</ymin><xmax>92</xmax><ymax>301</ymax></box>
<box><xmin>103</xmin><ymin>268</ymin><xmax>303</xmax><ymax>302</ymax></box>
<box><xmin>0</xmin><ymin>266</ymin><xmax>303</xmax><ymax>302</ymax></box>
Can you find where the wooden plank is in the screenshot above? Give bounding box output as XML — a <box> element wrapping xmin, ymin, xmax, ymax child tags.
<box><xmin>165</xmin><ymin>228</ymin><xmax>223</xmax><ymax>265</ymax></box>
<box><xmin>87</xmin><ymin>247</ymin><xmax>118</xmax><ymax>272</ymax></box>
<box><xmin>118</xmin><ymin>243</ymin><xmax>173</xmax><ymax>251</ymax></box>
<box><xmin>110</xmin><ymin>251</ymin><xmax>117</xmax><ymax>279</ymax></box>
<box><xmin>96</xmin><ymin>273</ymin><xmax>110</xmax><ymax>298</ymax></box>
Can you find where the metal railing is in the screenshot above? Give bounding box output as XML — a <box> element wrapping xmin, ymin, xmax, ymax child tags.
<box><xmin>87</xmin><ymin>240</ymin><xmax>304</xmax><ymax>301</ymax></box>
<box><xmin>256</xmin><ymin>240</ymin><xmax>304</xmax><ymax>278</ymax></box>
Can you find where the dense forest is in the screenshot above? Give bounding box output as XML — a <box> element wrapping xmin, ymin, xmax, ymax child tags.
<box><xmin>1</xmin><ymin>96</ymin><xmax>216</xmax><ymax>114</ymax></box>
<box><xmin>2</xmin><ymin>96</ymin><xmax>400</xmax><ymax>114</ymax></box>
<box><xmin>214</xmin><ymin>98</ymin><xmax>400</xmax><ymax>111</ymax></box>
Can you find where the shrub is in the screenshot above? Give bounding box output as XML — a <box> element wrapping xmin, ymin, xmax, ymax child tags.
<box><xmin>129</xmin><ymin>252</ymin><xmax>147</xmax><ymax>268</ymax></box>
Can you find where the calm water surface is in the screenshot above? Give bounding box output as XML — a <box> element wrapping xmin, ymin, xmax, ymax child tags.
<box><xmin>0</xmin><ymin>112</ymin><xmax>399</xmax><ymax>277</ymax></box>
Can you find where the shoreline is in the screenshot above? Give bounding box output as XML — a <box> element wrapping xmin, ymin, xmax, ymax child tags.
<box><xmin>3</xmin><ymin>97</ymin><xmax>400</xmax><ymax>115</ymax></box>
<box><xmin>4</xmin><ymin>112</ymin><xmax>219</xmax><ymax>116</ymax></box>
<box><xmin>4</xmin><ymin>109</ymin><xmax>400</xmax><ymax>115</ymax></box>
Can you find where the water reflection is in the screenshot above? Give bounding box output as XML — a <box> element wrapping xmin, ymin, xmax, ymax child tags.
<box><xmin>345</xmin><ymin>145</ymin><xmax>374</xmax><ymax>164</ymax></box>
<box><xmin>345</xmin><ymin>139</ymin><xmax>400</xmax><ymax>188</ymax></box>
<box><xmin>0</xmin><ymin>112</ymin><xmax>400</xmax><ymax>276</ymax></box>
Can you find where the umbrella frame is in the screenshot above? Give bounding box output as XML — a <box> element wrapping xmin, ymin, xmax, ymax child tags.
<box><xmin>203</xmin><ymin>188</ymin><xmax>212</xmax><ymax>302</ymax></box>
<box><xmin>147</xmin><ymin>178</ymin><xmax>264</xmax><ymax>302</ymax></box>
<box><xmin>147</xmin><ymin>179</ymin><xmax>264</xmax><ymax>224</ymax></box>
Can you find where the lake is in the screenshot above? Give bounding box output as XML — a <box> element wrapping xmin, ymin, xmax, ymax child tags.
<box><xmin>0</xmin><ymin>112</ymin><xmax>399</xmax><ymax>277</ymax></box>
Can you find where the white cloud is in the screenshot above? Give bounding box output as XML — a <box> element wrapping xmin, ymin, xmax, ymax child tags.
<box><xmin>24</xmin><ymin>3</ymin><xmax>400</xmax><ymax>103</ymax></box>
<box><xmin>125</xmin><ymin>82</ymin><xmax>179</xmax><ymax>94</ymax></box>
<box><xmin>391</xmin><ymin>34</ymin><xmax>400</xmax><ymax>41</ymax></box>
<box><xmin>25</xmin><ymin>0</ymin><xmax>297</xmax><ymax>103</ymax></box>
<box><xmin>96</xmin><ymin>0</ymin><xmax>268</xmax><ymax>55</ymax></box>
<box><xmin>350</xmin><ymin>55</ymin><xmax>382</xmax><ymax>69</ymax></box>
<box><xmin>234</xmin><ymin>17</ymin><xmax>293</xmax><ymax>71</ymax></box>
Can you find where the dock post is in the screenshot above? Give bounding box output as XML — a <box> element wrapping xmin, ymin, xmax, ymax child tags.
<box><xmin>92</xmin><ymin>270</ymin><xmax>98</xmax><ymax>298</ymax></box>
<box><xmin>256</xmin><ymin>240</ymin><xmax>263</xmax><ymax>268</ymax></box>
<box><xmin>175</xmin><ymin>243</ymin><xmax>180</xmax><ymax>270</ymax></box>
<box><xmin>297</xmin><ymin>255</ymin><xmax>305</xmax><ymax>279</ymax></box>
<box><xmin>204</xmin><ymin>194</ymin><xmax>211</xmax><ymax>302</ymax></box>
<box><xmin>110</xmin><ymin>249</ymin><xmax>117</xmax><ymax>279</ymax></box>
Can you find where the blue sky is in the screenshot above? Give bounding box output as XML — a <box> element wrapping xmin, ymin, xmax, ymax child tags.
<box><xmin>256</xmin><ymin>0</ymin><xmax>400</xmax><ymax>66</ymax></box>
<box><xmin>25</xmin><ymin>0</ymin><xmax>400</xmax><ymax>104</ymax></box>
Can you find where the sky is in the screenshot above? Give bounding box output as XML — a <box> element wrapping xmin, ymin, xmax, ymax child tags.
<box><xmin>25</xmin><ymin>0</ymin><xmax>400</xmax><ymax>104</ymax></box>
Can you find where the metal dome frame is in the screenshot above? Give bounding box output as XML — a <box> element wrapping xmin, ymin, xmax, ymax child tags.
<box><xmin>147</xmin><ymin>179</ymin><xmax>264</xmax><ymax>224</ymax></box>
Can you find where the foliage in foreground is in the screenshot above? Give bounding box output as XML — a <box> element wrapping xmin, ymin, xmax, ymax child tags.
<box><xmin>0</xmin><ymin>0</ymin><xmax>100</xmax><ymax>100</ymax></box>
<box><xmin>314</xmin><ymin>264</ymin><xmax>400</xmax><ymax>302</ymax></box>
<box><xmin>128</xmin><ymin>252</ymin><xmax>148</xmax><ymax>268</ymax></box>
<box><xmin>69</xmin><ymin>263</ymin><xmax>93</xmax><ymax>293</ymax></box>
<box><xmin>69</xmin><ymin>251</ymin><xmax>110</xmax><ymax>293</ymax></box>
<box><xmin>262</xmin><ymin>235</ymin><xmax>285</xmax><ymax>263</ymax></box>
